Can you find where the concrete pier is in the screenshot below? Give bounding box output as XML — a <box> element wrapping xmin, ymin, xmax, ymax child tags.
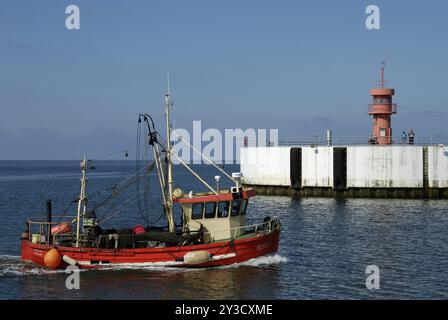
<box><xmin>240</xmin><ymin>145</ymin><xmax>448</xmax><ymax>199</ymax></box>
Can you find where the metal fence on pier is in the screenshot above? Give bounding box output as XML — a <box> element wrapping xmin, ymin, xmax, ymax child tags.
<box><xmin>244</xmin><ymin>135</ymin><xmax>448</xmax><ymax>147</ymax></box>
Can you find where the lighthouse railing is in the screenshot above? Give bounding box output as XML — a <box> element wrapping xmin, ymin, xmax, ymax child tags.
<box><xmin>368</xmin><ymin>103</ymin><xmax>398</xmax><ymax>113</ymax></box>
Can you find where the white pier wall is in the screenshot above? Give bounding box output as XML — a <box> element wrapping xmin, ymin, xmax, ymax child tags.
<box><xmin>428</xmin><ymin>146</ymin><xmax>448</xmax><ymax>188</ymax></box>
<box><xmin>240</xmin><ymin>146</ymin><xmax>444</xmax><ymax>189</ymax></box>
<box><xmin>347</xmin><ymin>146</ymin><xmax>423</xmax><ymax>188</ymax></box>
<box><xmin>301</xmin><ymin>147</ymin><xmax>333</xmax><ymax>187</ymax></box>
<box><xmin>240</xmin><ymin>147</ymin><xmax>291</xmax><ymax>186</ymax></box>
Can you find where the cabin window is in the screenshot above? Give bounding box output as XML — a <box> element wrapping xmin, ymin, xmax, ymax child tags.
<box><xmin>241</xmin><ymin>199</ymin><xmax>248</xmax><ymax>215</ymax></box>
<box><xmin>204</xmin><ymin>202</ymin><xmax>217</xmax><ymax>218</ymax></box>
<box><xmin>217</xmin><ymin>201</ymin><xmax>230</xmax><ymax>218</ymax></box>
<box><xmin>230</xmin><ymin>200</ymin><xmax>241</xmax><ymax>216</ymax></box>
<box><xmin>191</xmin><ymin>203</ymin><xmax>204</xmax><ymax>220</ymax></box>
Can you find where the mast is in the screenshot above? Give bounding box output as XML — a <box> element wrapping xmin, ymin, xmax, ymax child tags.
<box><xmin>165</xmin><ymin>81</ymin><xmax>176</xmax><ymax>233</ymax></box>
<box><xmin>75</xmin><ymin>154</ymin><xmax>87</xmax><ymax>247</ymax></box>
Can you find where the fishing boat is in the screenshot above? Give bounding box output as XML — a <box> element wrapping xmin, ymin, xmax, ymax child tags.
<box><xmin>20</xmin><ymin>92</ymin><xmax>281</xmax><ymax>269</ymax></box>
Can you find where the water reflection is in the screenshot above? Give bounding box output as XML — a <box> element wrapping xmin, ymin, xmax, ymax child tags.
<box><xmin>14</xmin><ymin>263</ymin><xmax>282</xmax><ymax>300</ymax></box>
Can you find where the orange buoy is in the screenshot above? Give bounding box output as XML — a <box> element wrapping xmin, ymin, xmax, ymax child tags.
<box><xmin>44</xmin><ymin>248</ymin><xmax>61</xmax><ymax>269</ymax></box>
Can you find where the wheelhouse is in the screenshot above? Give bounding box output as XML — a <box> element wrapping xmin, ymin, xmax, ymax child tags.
<box><xmin>174</xmin><ymin>188</ymin><xmax>255</xmax><ymax>242</ymax></box>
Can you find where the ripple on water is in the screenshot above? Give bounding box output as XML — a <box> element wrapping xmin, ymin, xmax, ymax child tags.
<box><xmin>0</xmin><ymin>255</ymin><xmax>67</xmax><ymax>276</ymax></box>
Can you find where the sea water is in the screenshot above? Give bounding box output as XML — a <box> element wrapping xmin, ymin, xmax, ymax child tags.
<box><xmin>0</xmin><ymin>161</ymin><xmax>447</xmax><ymax>299</ymax></box>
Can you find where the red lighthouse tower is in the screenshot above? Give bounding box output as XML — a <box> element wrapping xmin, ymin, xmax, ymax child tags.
<box><xmin>368</xmin><ymin>60</ymin><xmax>397</xmax><ymax>145</ymax></box>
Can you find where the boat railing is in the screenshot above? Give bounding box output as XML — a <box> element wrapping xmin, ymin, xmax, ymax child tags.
<box><xmin>26</xmin><ymin>217</ymin><xmax>76</xmax><ymax>245</ymax></box>
<box><xmin>26</xmin><ymin>216</ymin><xmax>281</xmax><ymax>246</ymax></box>
<box><xmin>203</xmin><ymin>216</ymin><xmax>281</xmax><ymax>242</ymax></box>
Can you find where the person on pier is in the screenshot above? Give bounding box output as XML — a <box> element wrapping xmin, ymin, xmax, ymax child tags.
<box><xmin>408</xmin><ymin>129</ymin><xmax>415</xmax><ymax>145</ymax></box>
<box><xmin>401</xmin><ymin>130</ymin><xmax>407</xmax><ymax>144</ymax></box>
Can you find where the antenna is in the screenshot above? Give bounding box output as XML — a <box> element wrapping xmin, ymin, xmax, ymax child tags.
<box><xmin>167</xmin><ymin>72</ymin><xmax>170</xmax><ymax>96</ymax></box>
<box><xmin>165</xmin><ymin>72</ymin><xmax>172</xmax><ymax>108</ymax></box>
<box><xmin>380</xmin><ymin>58</ymin><xmax>386</xmax><ymax>88</ymax></box>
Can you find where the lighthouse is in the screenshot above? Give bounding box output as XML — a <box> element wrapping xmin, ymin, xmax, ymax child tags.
<box><xmin>368</xmin><ymin>60</ymin><xmax>397</xmax><ymax>145</ymax></box>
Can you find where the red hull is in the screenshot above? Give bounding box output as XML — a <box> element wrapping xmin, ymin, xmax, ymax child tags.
<box><xmin>21</xmin><ymin>230</ymin><xmax>280</xmax><ymax>269</ymax></box>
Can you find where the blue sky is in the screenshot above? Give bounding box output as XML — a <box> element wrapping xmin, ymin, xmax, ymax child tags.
<box><xmin>1</xmin><ymin>0</ymin><xmax>447</xmax><ymax>159</ymax></box>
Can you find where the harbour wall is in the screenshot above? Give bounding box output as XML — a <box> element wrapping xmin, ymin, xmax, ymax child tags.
<box><xmin>240</xmin><ymin>145</ymin><xmax>448</xmax><ymax>199</ymax></box>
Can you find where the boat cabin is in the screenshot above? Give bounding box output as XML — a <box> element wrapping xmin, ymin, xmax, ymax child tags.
<box><xmin>174</xmin><ymin>187</ymin><xmax>255</xmax><ymax>242</ymax></box>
